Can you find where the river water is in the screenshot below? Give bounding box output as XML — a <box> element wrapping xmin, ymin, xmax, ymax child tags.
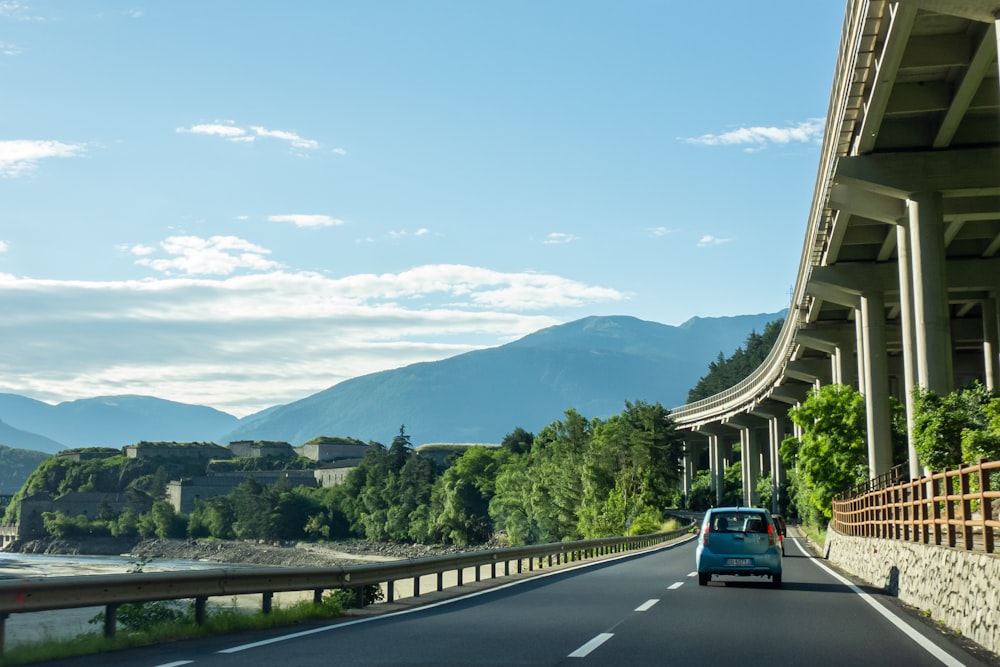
<box><xmin>0</xmin><ymin>551</ymin><xmax>248</xmax><ymax>650</ymax></box>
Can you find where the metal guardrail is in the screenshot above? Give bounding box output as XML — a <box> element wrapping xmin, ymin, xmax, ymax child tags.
<box><xmin>832</xmin><ymin>459</ymin><xmax>1000</xmax><ymax>553</ymax></box>
<box><xmin>0</xmin><ymin>526</ymin><xmax>694</xmax><ymax>654</ymax></box>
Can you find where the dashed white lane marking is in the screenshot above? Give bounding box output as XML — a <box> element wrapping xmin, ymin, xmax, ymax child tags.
<box><xmin>154</xmin><ymin>662</ymin><xmax>194</xmax><ymax>667</ymax></box>
<box><xmin>569</xmin><ymin>632</ymin><xmax>614</xmax><ymax>658</ymax></box>
<box><xmin>667</xmin><ymin>581</ymin><xmax>684</xmax><ymax>590</ymax></box>
<box><xmin>635</xmin><ymin>599</ymin><xmax>659</xmax><ymax>612</ymax></box>
<box><xmin>687</xmin><ymin>571</ymin><xmax>697</xmax><ymax>577</ymax></box>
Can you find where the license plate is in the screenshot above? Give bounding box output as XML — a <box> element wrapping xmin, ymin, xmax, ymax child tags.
<box><xmin>725</xmin><ymin>558</ymin><xmax>753</xmax><ymax>567</ymax></box>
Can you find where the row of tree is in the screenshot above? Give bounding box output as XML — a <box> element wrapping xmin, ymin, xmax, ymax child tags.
<box><xmin>30</xmin><ymin>401</ymin><xmax>687</xmax><ymax>546</ymax></box>
<box><xmin>779</xmin><ymin>381</ymin><xmax>1000</xmax><ymax>525</ymax></box>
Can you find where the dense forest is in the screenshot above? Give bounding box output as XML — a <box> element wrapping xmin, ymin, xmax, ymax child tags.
<box><xmin>0</xmin><ymin>444</ymin><xmax>50</xmax><ymax>495</ymax></box>
<box><xmin>686</xmin><ymin>319</ymin><xmax>782</xmax><ymax>403</ymax></box>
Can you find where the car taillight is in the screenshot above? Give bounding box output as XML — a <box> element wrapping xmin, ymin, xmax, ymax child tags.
<box><xmin>767</xmin><ymin>522</ymin><xmax>775</xmax><ymax>546</ymax></box>
<box><xmin>702</xmin><ymin>522</ymin><xmax>710</xmax><ymax>546</ymax></box>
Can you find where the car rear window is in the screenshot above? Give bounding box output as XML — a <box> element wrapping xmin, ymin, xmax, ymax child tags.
<box><xmin>710</xmin><ymin>511</ymin><xmax>768</xmax><ymax>533</ymax></box>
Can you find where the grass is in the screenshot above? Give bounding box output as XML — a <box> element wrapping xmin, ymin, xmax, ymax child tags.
<box><xmin>798</xmin><ymin>521</ymin><xmax>827</xmax><ymax>552</ymax></box>
<box><xmin>0</xmin><ymin>594</ymin><xmax>350</xmax><ymax>666</ymax></box>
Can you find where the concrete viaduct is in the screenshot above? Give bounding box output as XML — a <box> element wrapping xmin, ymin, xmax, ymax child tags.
<box><xmin>670</xmin><ymin>0</ymin><xmax>1000</xmax><ymax>509</ymax></box>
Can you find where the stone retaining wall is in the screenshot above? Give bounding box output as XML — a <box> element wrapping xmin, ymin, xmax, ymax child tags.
<box><xmin>824</xmin><ymin>527</ymin><xmax>1000</xmax><ymax>654</ymax></box>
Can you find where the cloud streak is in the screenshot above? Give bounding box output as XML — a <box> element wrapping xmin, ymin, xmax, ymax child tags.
<box><xmin>267</xmin><ymin>214</ymin><xmax>344</xmax><ymax>228</ymax></box>
<box><xmin>177</xmin><ymin>121</ymin><xmax>321</xmax><ymax>151</ymax></box>
<box><xmin>0</xmin><ymin>139</ymin><xmax>85</xmax><ymax>177</ymax></box>
<box><xmin>682</xmin><ymin>118</ymin><xmax>824</xmax><ymax>151</ymax></box>
<box><xmin>0</xmin><ymin>252</ymin><xmax>626</xmax><ymax>416</ymax></box>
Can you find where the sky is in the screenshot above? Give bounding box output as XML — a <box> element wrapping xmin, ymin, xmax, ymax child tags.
<box><xmin>0</xmin><ymin>1</ymin><xmax>847</xmax><ymax>417</ymax></box>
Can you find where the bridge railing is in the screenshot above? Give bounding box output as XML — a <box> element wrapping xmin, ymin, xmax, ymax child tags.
<box><xmin>0</xmin><ymin>525</ymin><xmax>694</xmax><ymax>655</ymax></box>
<box><xmin>831</xmin><ymin>459</ymin><xmax>1000</xmax><ymax>553</ymax></box>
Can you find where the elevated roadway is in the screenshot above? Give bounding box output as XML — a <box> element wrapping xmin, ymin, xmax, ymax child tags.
<box><xmin>671</xmin><ymin>0</ymin><xmax>1000</xmax><ymax>507</ymax></box>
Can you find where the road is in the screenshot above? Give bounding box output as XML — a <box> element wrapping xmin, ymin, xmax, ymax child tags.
<box><xmin>38</xmin><ymin>534</ymin><xmax>990</xmax><ymax>666</ymax></box>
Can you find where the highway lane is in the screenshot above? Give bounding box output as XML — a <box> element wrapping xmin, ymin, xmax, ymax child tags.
<box><xmin>41</xmin><ymin>536</ymin><xmax>990</xmax><ymax>667</ymax></box>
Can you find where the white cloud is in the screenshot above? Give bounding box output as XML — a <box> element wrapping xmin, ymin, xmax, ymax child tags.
<box><xmin>250</xmin><ymin>126</ymin><xmax>318</xmax><ymax>149</ymax></box>
<box><xmin>133</xmin><ymin>235</ymin><xmax>282</xmax><ymax>276</ymax></box>
<box><xmin>682</xmin><ymin>118</ymin><xmax>824</xmax><ymax>150</ymax></box>
<box><xmin>648</xmin><ymin>227</ymin><xmax>675</xmax><ymax>237</ymax></box>
<box><xmin>267</xmin><ymin>214</ymin><xmax>343</xmax><ymax>229</ymax></box>
<box><xmin>176</xmin><ymin>123</ymin><xmax>249</xmax><ymax>141</ymax></box>
<box><xmin>332</xmin><ymin>147</ymin><xmax>347</xmax><ymax>156</ymax></box>
<box><xmin>0</xmin><ymin>139</ymin><xmax>85</xmax><ymax>177</ymax></box>
<box><xmin>697</xmin><ymin>235</ymin><xmax>734</xmax><ymax>247</ymax></box>
<box><xmin>0</xmin><ymin>240</ymin><xmax>8</xmax><ymax>252</ymax></box>
<box><xmin>0</xmin><ymin>263</ymin><xmax>626</xmax><ymax>416</ymax></box>
<box><xmin>178</xmin><ymin>122</ymin><xmax>321</xmax><ymax>151</ymax></box>
<box><xmin>1</xmin><ymin>40</ymin><xmax>22</xmax><ymax>56</ymax></box>
<box><xmin>543</xmin><ymin>232</ymin><xmax>579</xmax><ymax>245</ymax></box>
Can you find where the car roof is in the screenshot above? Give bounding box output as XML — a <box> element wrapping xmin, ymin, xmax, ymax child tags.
<box><xmin>708</xmin><ymin>507</ymin><xmax>768</xmax><ymax>513</ymax></box>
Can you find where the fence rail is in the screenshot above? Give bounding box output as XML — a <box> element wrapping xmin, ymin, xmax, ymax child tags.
<box><xmin>831</xmin><ymin>459</ymin><xmax>1000</xmax><ymax>554</ymax></box>
<box><xmin>0</xmin><ymin>526</ymin><xmax>693</xmax><ymax>654</ymax></box>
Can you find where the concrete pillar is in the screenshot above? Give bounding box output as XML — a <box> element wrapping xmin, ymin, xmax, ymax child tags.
<box><xmin>707</xmin><ymin>434</ymin><xmax>722</xmax><ymax>506</ymax></box>
<box><xmin>768</xmin><ymin>417</ymin><xmax>783</xmax><ymax>513</ymax></box>
<box><xmin>983</xmin><ymin>296</ymin><xmax>999</xmax><ymax>392</ymax></box>
<box><xmin>860</xmin><ymin>292</ymin><xmax>894</xmax><ymax>476</ymax></box>
<box><xmin>838</xmin><ymin>335</ymin><xmax>859</xmax><ymax>391</ymax></box>
<box><xmin>907</xmin><ymin>192</ymin><xmax>953</xmax><ymax>394</ymax></box>
<box><xmin>855</xmin><ymin>314</ymin><xmax>867</xmax><ymax>396</ymax></box>
<box><xmin>896</xmin><ymin>222</ymin><xmax>922</xmax><ymax>480</ymax></box>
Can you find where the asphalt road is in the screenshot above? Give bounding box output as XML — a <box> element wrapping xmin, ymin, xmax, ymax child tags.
<box><xmin>35</xmin><ymin>535</ymin><xmax>991</xmax><ymax>666</ymax></box>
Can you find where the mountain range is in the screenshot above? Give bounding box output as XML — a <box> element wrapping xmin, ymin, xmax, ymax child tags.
<box><xmin>0</xmin><ymin>311</ymin><xmax>783</xmax><ymax>453</ymax></box>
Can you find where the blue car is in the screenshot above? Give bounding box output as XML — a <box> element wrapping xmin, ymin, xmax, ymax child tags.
<box><xmin>696</xmin><ymin>507</ymin><xmax>782</xmax><ymax>587</ymax></box>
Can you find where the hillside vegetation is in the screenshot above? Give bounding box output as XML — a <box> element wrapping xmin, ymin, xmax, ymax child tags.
<box><xmin>0</xmin><ymin>444</ymin><xmax>49</xmax><ymax>495</ymax></box>
<box><xmin>686</xmin><ymin>319</ymin><xmax>782</xmax><ymax>403</ymax></box>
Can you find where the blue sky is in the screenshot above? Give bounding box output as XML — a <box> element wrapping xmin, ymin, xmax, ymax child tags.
<box><xmin>0</xmin><ymin>1</ymin><xmax>846</xmax><ymax>417</ymax></box>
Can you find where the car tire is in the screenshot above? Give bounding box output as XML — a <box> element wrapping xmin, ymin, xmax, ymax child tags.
<box><xmin>772</xmin><ymin>573</ymin><xmax>782</xmax><ymax>588</ymax></box>
<box><xmin>698</xmin><ymin>573</ymin><xmax>710</xmax><ymax>586</ymax></box>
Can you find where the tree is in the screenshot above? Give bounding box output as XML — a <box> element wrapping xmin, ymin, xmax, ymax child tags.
<box><xmin>500</xmin><ymin>427</ymin><xmax>534</xmax><ymax>455</ymax></box>
<box><xmin>433</xmin><ymin>447</ymin><xmax>508</xmax><ymax>544</ymax></box>
<box><xmin>912</xmin><ymin>383</ymin><xmax>998</xmax><ymax>471</ymax></box>
<box><xmin>787</xmin><ymin>384</ymin><xmax>868</xmax><ymax>520</ymax></box>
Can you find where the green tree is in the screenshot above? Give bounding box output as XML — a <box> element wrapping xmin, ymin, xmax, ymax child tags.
<box><xmin>786</xmin><ymin>384</ymin><xmax>868</xmax><ymax>520</ymax></box>
<box><xmin>500</xmin><ymin>427</ymin><xmax>534</xmax><ymax>455</ymax></box>
<box><xmin>912</xmin><ymin>383</ymin><xmax>997</xmax><ymax>471</ymax></box>
<box><xmin>432</xmin><ymin>447</ymin><xmax>508</xmax><ymax>544</ymax></box>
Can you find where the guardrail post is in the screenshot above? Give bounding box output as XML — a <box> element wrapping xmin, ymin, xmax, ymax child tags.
<box><xmin>946</xmin><ymin>470</ymin><xmax>957</xmax><ymax>548</ymax></box>
<box><xmin>476</xmin><ymin>564</ymin><xmax>482</xmax><ymax>582</ymax></box>
<box><xmin>961</xmin><ymin>471</ymin><xmax>974</xmax><ymax>549</ymax></box>
<box><xmin>262</xmin><ymin>592</ymin><xmax>273</xmax><ymax>614</ymax></box>
<box><xmin>978</xmin><ymin>460</ymin><xmax>993</xmax><ymax>553</ymax></box>
<box><xmin>103</xmin><ymin>603</ymin><xmax>118</xmax><ymax>638</ymax></box>
<box><xmin>195</xmin><ymin>597</ymin><xmax>207</xmax><ymax>625</ymax></box>
<box><xmin>313</xmin><ymin>588</ymin><xmax>324</xmax><ymax>605</ymax></box>
<box><xmin>1</xmin><ymin>612</ymin><xmax>8</xmax><ymax>657</ymax></box>
<box><xmin>355</xmin><ymin>587</ymin><xmax>365</xmax><ymax>608</ymax></box>
<box><xmin>457</xmin><ymin>568</ymin><xmax>463</xmax><ymax>587</ymax></box>
<box><xmin>386</xmin><ymin>581</ymin><xmax>395</xmax><ymax>603</ymax></box>
<box><xmin>437</xmin><ymin>571</ymin><xmax>444</xmax><ymax>591</ymax></box>
<box><xmin>413</xmin><ymin>575</ymin><xmax>421</xmax><ymax>597</ymax></box>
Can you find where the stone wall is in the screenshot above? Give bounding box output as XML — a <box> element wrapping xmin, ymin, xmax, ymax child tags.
<box><xmin>824</xmin><ymin>527</ymin><xmax>1000</xmax><ymax>655</ymax></box>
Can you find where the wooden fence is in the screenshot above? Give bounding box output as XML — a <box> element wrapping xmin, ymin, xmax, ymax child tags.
<box><xmin>831</xmin><ymin>459</ymin><xmax>1000</xmax><ymax>553</ymax></box>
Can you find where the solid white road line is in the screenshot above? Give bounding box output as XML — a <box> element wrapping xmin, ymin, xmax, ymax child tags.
<box><xmin>635</xmin><ymin>599</ymin><xmax>659</xmax><ymax>612</ymax></box>
<box><xmin>667</xmin><ymin>581</ymin><xmax>684</xmax><ymax>590</ymax></box>
<box><xmin>569</xmin><ymin>632</ymin><xmax>614</xmax><ymax>658</ymax></box>
<box><xmin>793</xmin><ymin>538</ymin><xmax>966</xmax><ymax>667</ymax></box>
